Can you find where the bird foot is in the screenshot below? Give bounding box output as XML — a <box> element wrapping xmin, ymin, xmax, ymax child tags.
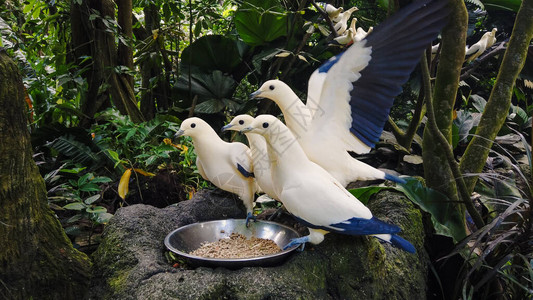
<box><xmin>283</xmin><ymin>236</ymin><xmax>310</xmax><ymax>251</ymax></box>
<box><xmin>245</xmin><ymin>212</ymin><xmax>257</xmax><ymax>227</ymax></box>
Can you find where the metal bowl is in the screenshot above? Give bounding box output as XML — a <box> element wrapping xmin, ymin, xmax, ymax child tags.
<box><xmin>164</xmin><ymin>219</ymin><xmax>300</xmax><ymax>268</ymax></box>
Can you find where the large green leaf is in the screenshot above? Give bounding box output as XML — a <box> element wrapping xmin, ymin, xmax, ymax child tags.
<box><xmin>395</xmin><ymin>178</ymin><xmax>466</xmax><ymax>242</ymax></box>
<box><xmin>349</xmin><ymin>177</ymin><xmax>467</xmax><ymax>242</ymax></box>
<box><xmin>181</xmin><ymin>35</ymin><xmax>248</xmax><ymax>74</ymax></box>
<box><xmin>234</xmin><ymin>0</ymin><xmax>288</xmax><ymax>46</ymax></box>
<box><xmin>176</xmin><ymin>70</ymin><xmax>237</xmax><ymax>100</ymax></box>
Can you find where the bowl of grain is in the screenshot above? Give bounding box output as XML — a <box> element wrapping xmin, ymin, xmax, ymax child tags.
<box><xmin>164</xmin><ymin>219</ymin><xmax>301</xmax><ymax>268</ymax></box>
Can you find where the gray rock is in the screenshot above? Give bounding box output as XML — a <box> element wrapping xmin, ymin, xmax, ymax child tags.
<box><xmin>90</xmin><ymin>189</ymin><xmax>429</xmax><ymax>299</ymax></box>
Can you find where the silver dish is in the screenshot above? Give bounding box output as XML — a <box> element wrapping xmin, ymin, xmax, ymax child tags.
<box><xmin>164</xmin><ymin>219</ymin><xmax>300</xmax><ymax>268</ymax></box>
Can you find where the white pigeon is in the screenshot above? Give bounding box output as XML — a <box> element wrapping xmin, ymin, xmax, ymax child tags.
<box><xmin>332</xmin><ymin>28</ymin><xmax>355</xmax><ymax>45</ymax></box>
<box><xmin>319</xmin><ymin>2</ymin><xmax>343</xmax><ymax>19</ymax></box>
<box><xmin>333</xmin><ymin>7</ymin><xmax>358</xmax><ymax>36</ymax></box>
<box><xmin>465</xmin><ymin>27</ymin><xmax>497</xmax><ymax>62</ymax></box>
<box><xmin>242</xmin><ymin>115</ymin><xmax>415</xmax><ymax>253</ymax></box>
<box><xmin>175</xmin><ymin>117</ymin><xmax>257</xmax><ymax>224</ymax></box>
<box><xmin>222</xmin><ymin>114</ymin><xmax>279</xmax><ymax>201</ymax></box>
<box><xmin>353</xmin><ymin>26</ymin><xmax>372</xmax><ymax>42</ymax></box>
<box><xmin>250</xmin><ymin>0</ymin><xmax>449</xmax><ymax>187</ymax></box>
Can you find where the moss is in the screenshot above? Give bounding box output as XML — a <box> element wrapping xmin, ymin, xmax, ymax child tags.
<box><xmin>108</xmin><ymin>269</ymin><xmax>132</xmax><ymax>295</ymax></box>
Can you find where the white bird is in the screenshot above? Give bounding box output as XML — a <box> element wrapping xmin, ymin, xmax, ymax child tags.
<box><xmin>332</xmin><ymin>6</ymin><xmax>358</xmax><ymax>24</ymax></box>
<box><xmin>222</xmin><ymin>114</ymin><xmax>279</xmax><ymax>201</ymax></box>
<box><xmin>250</xmin><ymin>0</ymin><xmax>449</xmax><ymax>187</ymax></box>
<box><xmin>175</xmin><ymin>117</ymin><xmax>257</xmax><ymax>224</ymax></box>
<box><xmin>318</xmin><ymin>2</ymin><xmax>343</xmax><ymax>19</ymax></box>
<box><xmin>332</xmin><ymin>28</ymin><xmax>355</xmax><ymax>45</ymax></box>
<box><xmin>353</xmin><ymin>26</ymin><xmax>373</xmax><ymax>42</ymax></box>
<box><xmin>465</xmin><ymin>27</ymin><xmax>497</xmax><ymax>62</ymax></box>
<box><xmin>242</xmin><ymin>115</ymin><xmax>415</xmax><ymax>253</ymax></box>
<box><xmin>333</xmin><ymin>7</ymin><xmax>358</xmax><ymax>35</ymax></box>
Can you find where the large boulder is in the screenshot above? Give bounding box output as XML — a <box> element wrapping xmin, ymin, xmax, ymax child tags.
<box><xmin>90</xmin><ymin>189</ymin><xmax>429</xmax><ymax>299</ymax></box>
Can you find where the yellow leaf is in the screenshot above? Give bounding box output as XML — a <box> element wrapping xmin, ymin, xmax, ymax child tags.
<box><xmin>134</xmin><ymin>168</ymin><xmax>155</xmax><ymax>177</ymax></box>
<box><xmin>118</xmin><ymin>169</ymin><xmax>132</xmax><ymax>200</ymax></box>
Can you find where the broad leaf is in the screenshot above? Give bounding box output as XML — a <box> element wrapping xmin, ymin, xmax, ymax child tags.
<box><xmin>395</xmin><ymin>178</ymin><xmax>466</xmax><ymax>242</ymax></box>
<box><xmin>235</xmin><ymin>0</ymin><xmax>288</xmax><ymax>46</ymax></box>
<box><xmin>181</xmin><ymin>35</ymin><xmax>248</xmax><ymax>74</ymax></box>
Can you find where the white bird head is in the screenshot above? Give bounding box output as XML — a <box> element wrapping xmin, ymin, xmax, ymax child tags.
<box><xmin>175</xmin><ymin>117</ymin><xmax>209</xmax><ymax>138</ymax></box>
<box><xmin>242</xmin><ymin>115</ymin><xmax>290</xmax><ymax>139</ymax></box>
<box><xmin>250</xmin><ymin>80</ymin><xmax>299</xmax><ymax>107</ymax></box>
<box><xmin>222</xmin><ymin>114</ymin><xmax>255</xmax><ymax>132</ymax></box>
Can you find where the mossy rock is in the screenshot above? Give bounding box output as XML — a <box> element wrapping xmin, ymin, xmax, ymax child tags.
<box><xmin>90</xmin><ymin>189</ymin><xmax>428</xmax><ymax>299</ymax></box>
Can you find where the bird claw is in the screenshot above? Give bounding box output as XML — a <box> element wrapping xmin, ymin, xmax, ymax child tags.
<box><xmin>245</xmin><ymin>212</ymin><xmax>257</xmax><ymax>227</ymax></box>
<box><xmin>283</xmin><ymin>236</ymin><xmax>310</xmax><ymax>251</ymax></box>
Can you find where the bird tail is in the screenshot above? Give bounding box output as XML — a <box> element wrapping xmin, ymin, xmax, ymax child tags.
<box><xmin>373</xmin><ymin>234</ymin><xmax>416</xmax><ymax>253</ymax></box>
<box><xmin>384</xmin><ymin>173</ymin><xmax>406</xmax><ymax>184</ymax></box>
<box><xmin>389</xmin><ymin>235</ymin><xmax>416</xmax><ymax>253</ymax></box>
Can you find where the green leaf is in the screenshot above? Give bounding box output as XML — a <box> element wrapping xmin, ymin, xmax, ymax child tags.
<box><xmin>349</xmin><ymin>186</ymin><xmax>390</xmax><ymax>205</ymax></box>
<box><xmin>95</xmin><ymin>212</ymin><xmax>113</xmax><ymax>224</ymax></box>
<box><xmin>234</xmin><ymin>0</ymin><xmax>288</xmax><ymax>46</ymax></box>
<box><xmin>79</xmin><ymin>183</ymin><xmax>101</xmax><ymax>192</ymax></box>
<box><xmin>394</xmin><ymin>178</ymin><xmax>466</xmax><ymax>242</ymax></box>
<box><xmin>181</xmin><ymin>35</ymin><xmax>248</xmax><ymax>74</ymax></box>
<box><xmin>86</xmin><ymin>206</ymin><xmax>107</xmax><ymax>214</ymax></box>
<box><xmin>63</xmin><ymin>202</ymin><xmax>88</xmax><ymax>211</ymax></box>
<box><xmin>90</xmin><ymin>176</ymin><xmax>112</xmax><ymax>183</ymax></box>
<box><xmin>84</xmin><ymin>194</ymin><xmax>101</xmax><ymax>205</ymax></box>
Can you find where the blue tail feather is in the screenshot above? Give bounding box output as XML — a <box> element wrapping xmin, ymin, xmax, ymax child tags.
<box><xmin>390</xmin><ymin>234</ymin><xmax>416</xmax><ymax>253</ymax></box>
<box><xmin>384</xmin><ymin>173</ymin><xmax>407</xmax><ymax>184</ymax></box>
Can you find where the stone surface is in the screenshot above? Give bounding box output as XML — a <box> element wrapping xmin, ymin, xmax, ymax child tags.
<box><xmin>90</xmin><ymin>189</ymin><xmax>429</xmax><ymax>299</ymax></box>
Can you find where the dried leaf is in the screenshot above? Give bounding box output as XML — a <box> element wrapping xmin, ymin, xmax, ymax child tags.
<box><xmin>118</xmin><ymin>168</ymin><xmax>132</xmax><ymax>200</ymax></box>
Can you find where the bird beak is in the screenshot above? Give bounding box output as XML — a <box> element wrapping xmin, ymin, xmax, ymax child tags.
<box><xmin>250</xmin><ymin>90</ymin><xmax>262</xmax><ymax>99</ymax></box>
<box><xmin>221</xmin><ymin>124</ymin><xmax>233</xmax><ymax>132</ymax></box>
<box><xmin>175</xmin><ymin>129</ymin><xmax>185</xmax><ymax>137</ymax></box>
<box><xmin>241</xmin><ymin>126</ymin><xmax>254</xmax><ymax>133</ymax></box>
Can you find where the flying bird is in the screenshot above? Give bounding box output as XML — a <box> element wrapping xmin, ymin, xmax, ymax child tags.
<box><xmin>222</xmin><ymin>114</ymin><xmax>279</xmax><ymax>201</ymax></box>
<box><xmin>250</xmin><ymin>0</ymin><xmax>449</xmax><ymax>187</ymax></box>
<box><xmin>242</xmin><ymin>115</ymin><xmax>415</xmax><ymax>253</ymax></box>
<box><xmin>175</xmin><ymin>117</ymin><xmax>257</xmax><ymax>225</ymax></box>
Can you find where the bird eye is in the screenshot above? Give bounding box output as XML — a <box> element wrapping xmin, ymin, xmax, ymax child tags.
<box><xmin>191</xmin><ymin>123</ymin><xmax>196</xmax><ymax>128</ymax></box>
<box><xmin>238</xmin><ymin>120</ymin><xmax>244</xmax><ymax>125</ymax></box>
<box><xmin>262</xmin><ymin>122</ymin><xmax>269</xmax><ymax>128</ymax></box>
<box><xmin>269</xmin><ymin>85</ymin><xmax>275</xmax><ymax>91</ymax></box>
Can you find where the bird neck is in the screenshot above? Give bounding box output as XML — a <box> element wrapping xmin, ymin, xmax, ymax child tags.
<box><xmin>264</xmin><ymin>127</ymin><xmax>309</xmax><ymax>169</ymax></box>
<box><xmin>274</xmin><ymin>91</ymin><xmax>311</xmax><ymax>137</ymax></box>
<box><xmin>191</xmin><ymin>129</ymin><xmax>225</xmax><ymax>156</ymax></box>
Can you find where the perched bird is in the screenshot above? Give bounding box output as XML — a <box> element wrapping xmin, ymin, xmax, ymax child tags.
<box><xmin>333</xmin><ymin>7</ymin><xmax>358</xmax><ymax>35</ymax></box>
<box><xmin>332</xmin><ymin>28</ymin><xmax>355</xmax><ymax>46</ymax></box>
<box><xmin>175</xmin><ymin>117</ymin><xmax>257</xmax><ymax>225</ymax></box>
<box><xmin>222</xmin><ymin>114</ymin><xmax>279</xmax><ymax>201</ymax></box>
<box><xmin>353</xmin><ymin>26</ymin><xmax>373</xmax><ymax>42</ymax></box>
<box><xmin>250</xmin><ymin>0</ymin><xmax>449</xmax><ymax>187</ymax></box>
<box><xmin>318</xmin><ymin>2</ymin><xmax>343</xmax><ymax>19</ymax></box>
<box><xmin>242</xmin><ymin>115</ymin><xmax>415</xmax><ymax>253</ymax></box>
<box><xmin>465</xmin><ymin>27</ymin><xmax>497</xmax><ymax>62</ymax></box>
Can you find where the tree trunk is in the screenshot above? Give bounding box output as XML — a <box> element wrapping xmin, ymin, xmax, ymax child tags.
<box><xmin>0</xmin><ymin>50</ymin><xmax>92</xmax><ymax>299</ymax></box>
<box><xmin>71</xmin><ymin>0</ymin><xmax>144</xmax><ymax>128</ymax></box>
<box><xmin>460</xmin><ymin>0</ymin><xmax>533</xmax><ymax>192</ymax></box>
<box><xmin>422</xmin><ymin>0</ymin><xmax>467</xmax><ymax>223</ymax></box>
<box><xmin>117</xmin><ymin>0</ymin><xmax>134</xmax><ymax>89</ymax></box>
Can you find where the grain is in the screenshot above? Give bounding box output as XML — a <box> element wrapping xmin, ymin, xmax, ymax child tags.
<box><xmin>190</xmin><ymin>233</ymin><xmax>281</xmax><ymax>258</ymax></box>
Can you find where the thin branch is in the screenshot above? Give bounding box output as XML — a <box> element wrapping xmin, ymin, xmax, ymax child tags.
<box><xmin>422</xmin><ymin>52</ymin><xmax>486</xmax><ymax>229</ymax></box>
<box><xmin>460</xmin><ymin>41</ymin><xmax>507</xmax><ymax>80</ymax></box>
<box><xmin>310</xmin><ymin>0</ymin><xmax>338</xmax><ymax>38</ymax></box>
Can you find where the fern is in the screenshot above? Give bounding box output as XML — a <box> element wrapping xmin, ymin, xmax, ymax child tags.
<box><xmin>48</xmin><ymin>135</ymin><xmax>101</xmax><ymax>166</ymax></box>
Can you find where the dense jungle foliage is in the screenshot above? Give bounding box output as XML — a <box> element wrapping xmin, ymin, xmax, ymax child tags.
<box><xmin>0</xmin><ymin>0</ymin><xmax>532</xmax><ymax>298</ymax></box>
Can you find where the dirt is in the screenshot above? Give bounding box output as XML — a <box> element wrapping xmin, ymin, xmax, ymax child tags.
<box><xmin>190</xmin><ymin>233</ymin><xmax>281</xmax><ymax>258</ymax></box>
